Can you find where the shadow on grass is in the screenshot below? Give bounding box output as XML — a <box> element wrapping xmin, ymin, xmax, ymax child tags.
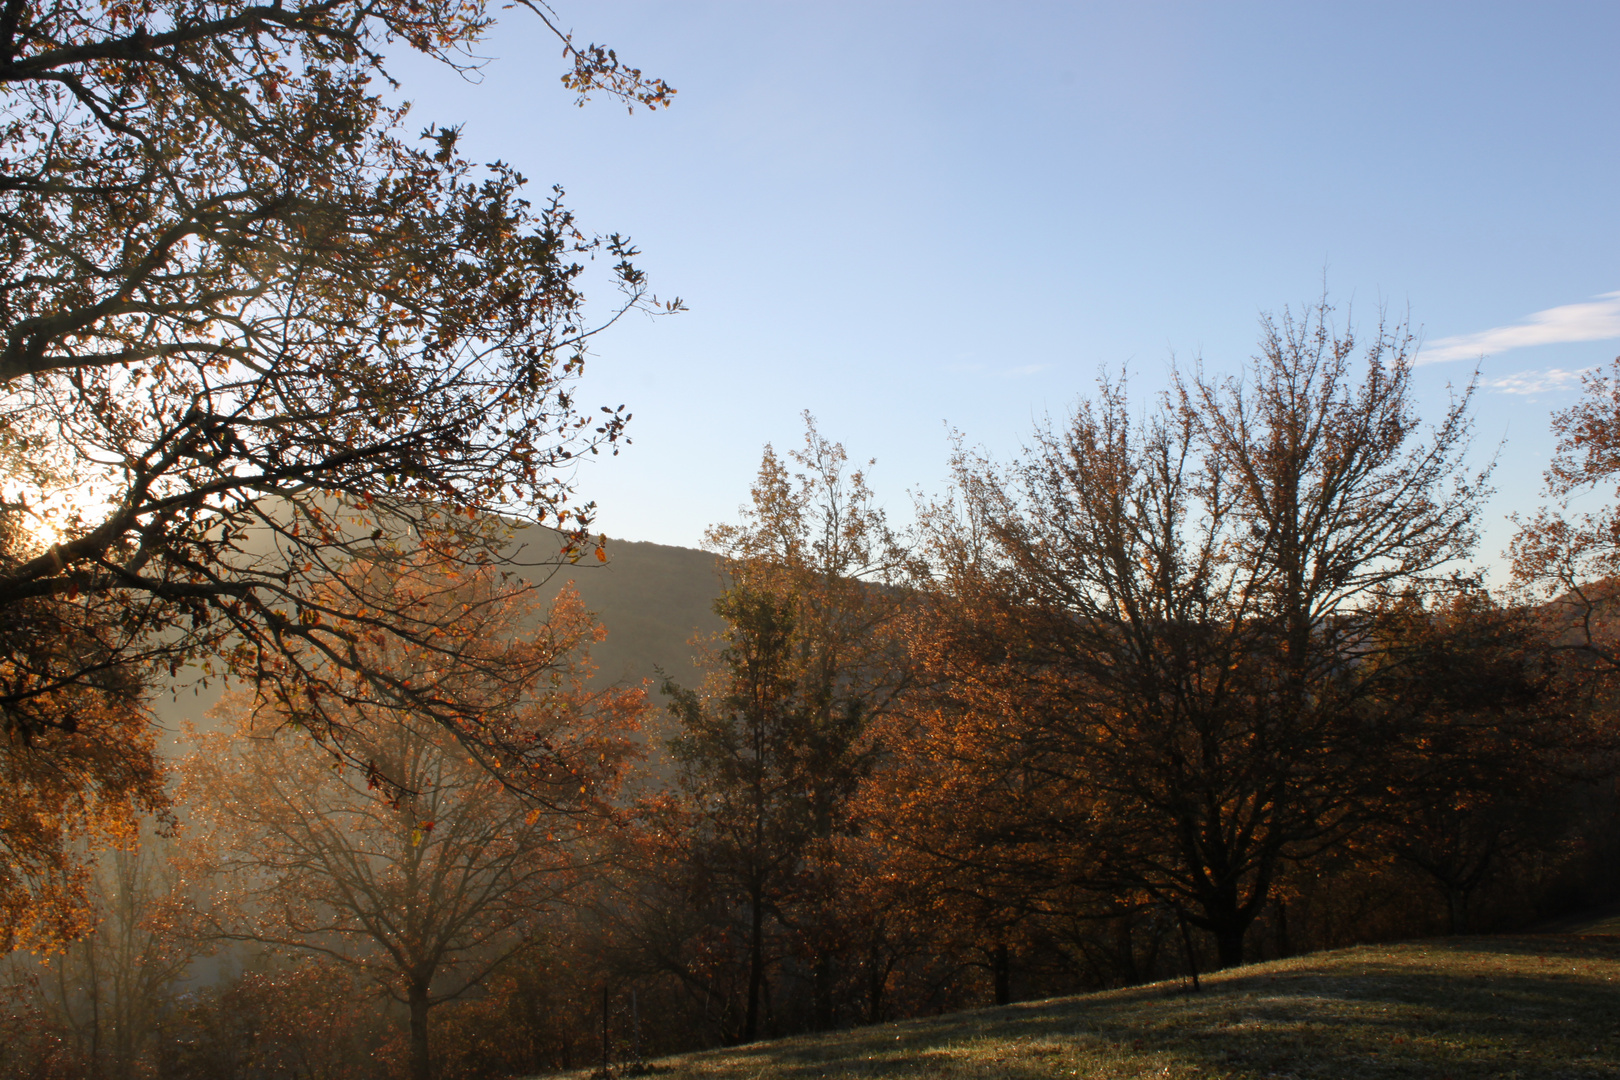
<box><xmin>621</xmin><ymin>935</ymin><xmax>1620</xmax><ymax>1079</ymax></box>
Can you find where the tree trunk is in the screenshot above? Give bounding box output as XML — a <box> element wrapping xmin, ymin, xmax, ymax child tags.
<box><xmin>812</xmin><ymin>953</ymin><xmax>834</xmax><ymax>1030</ymax></box>
<box><xmin>1112</xmin><ymin>917</ymin><xmax>1139</xmax><ymax>985</ymax></box>
<box><xmin>601</xmin><ymin>984</ymin><xmax>611</xmax><ymax>1073</ymax></box>
<box><xmin>1198</xmin><ymin>880</ymin><xmax>1255</xmax><ymax>969</ymax></box>
<box><xmin>743</xmin><ymin>885</ymin><xmax>765</xmax><ymax>1042</ymax></box>
<box><xmin>992</xmin><ymin>942</ymin><xmax>1010</xmax><ymax>1006</ymax></box>
<box><xmin>865</xmin><ymin>939</ymin><xmax>887</xmax><ymax>1024</ymax></box>
<box><xmin>1175</xmin><ymin>908</ymin><xmax>1202</xmax><ymax>992</ymax></box>
<box><xmin>408</xmin><ymin>983</ymin><xmax>432</xmax><ymax>1080</ymax></box>
<box><xmin>1446</xmin><ymin>887</ymin><xmax>1469</xmax><ymax>935</ymax></box>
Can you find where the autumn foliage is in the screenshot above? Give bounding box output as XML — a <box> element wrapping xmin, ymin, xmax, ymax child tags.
<box><xmin>2</xmin><ymin>320</ymin><xmax>1619</xmax><ymax>1078</ymax></box>
<box><xmin>0</xmin><ymin>545</ymin><xmax>169</xmax><ymax>953</ymax></box>
<box><xmin>179</xmin><ymin>555</ymin><xmax>647</xmax><ymax>1080</ymax></box>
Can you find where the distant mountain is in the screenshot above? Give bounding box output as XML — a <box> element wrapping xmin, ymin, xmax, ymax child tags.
<box><xmin>153</xmin><ymin>533</ymin><xmax>725</xmax><ymax>748</ymax></box>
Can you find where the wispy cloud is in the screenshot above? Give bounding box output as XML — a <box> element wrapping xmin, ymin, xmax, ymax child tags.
<box><xmin>1480</xmin><ymin>367</ymin><xmax>1589</xmax><ymax>396</ymax></box>
<box><xmin>1421</xmin><ymin>291</ymin><xmax>1620</xmax><ymax>365</ymax></box>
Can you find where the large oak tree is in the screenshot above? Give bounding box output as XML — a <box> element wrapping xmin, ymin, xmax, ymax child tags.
<box><xmin>0</xmin><ymin>0</ymin><xmax>673</xmax><ymax>763</ymax></box>
<box><xmin>0</xmin><ymin>0</ymin><xmax>671</xmax><ymax>943</ymax></box>
<box><xmin>894</xmin><ymin>303</ymin><xmax>1489</xmax><ymax>967</ymax></box>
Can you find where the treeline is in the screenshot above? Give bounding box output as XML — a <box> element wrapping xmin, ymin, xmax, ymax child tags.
<box><xmin>5</xmin><ymin>307</ymin><xmax>1620</xmax><ymax>1079</ymax></box>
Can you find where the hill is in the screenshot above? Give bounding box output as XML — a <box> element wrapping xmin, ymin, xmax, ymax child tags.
<box><xmin>557</xmin><ymin>934</ymin><xmax>1620</xmax><ymax>1079</ymax></box>
<box><xmin>153</xmin><ymin>532</ymin><xmax>724</xmax><ymax>745</ymax></box>
<box><xmin>541</xmin><ymin>534</ymin><xmax>725</xmax><ymax>691</ymax></box>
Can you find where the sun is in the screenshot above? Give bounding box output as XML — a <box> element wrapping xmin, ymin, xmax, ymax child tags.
<box><xmin>0</xmin><ymin>472</ymin><xmax>122</xmax><ymax>555</ymax></box>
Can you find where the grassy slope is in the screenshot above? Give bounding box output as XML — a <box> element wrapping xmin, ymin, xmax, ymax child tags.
<box><xmin>567</xmin><ymin>935</ymin><xmax>1620</xmax><ymax>1079</ymax></box>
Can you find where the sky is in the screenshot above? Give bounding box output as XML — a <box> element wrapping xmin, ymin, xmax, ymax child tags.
<box><xmin>386</xmin><ymin>1</ymin><xmax>1620</xmax><ymax>577</ymax></box>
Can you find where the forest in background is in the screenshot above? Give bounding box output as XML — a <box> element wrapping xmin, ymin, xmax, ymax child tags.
<box><xmin>8</xmin><ymin>308</ymin><xmax>1620</xmax><ymax>1080</ymax></box>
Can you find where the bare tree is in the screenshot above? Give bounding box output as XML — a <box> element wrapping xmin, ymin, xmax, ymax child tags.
<box><xmin>909</xmin><ymin>301</ymin><xmax>1488</xmax><ymax>967</ymax></box>
<box><xmin>40</xmin><ymin>834</ymin><xmax>205</xmax><ymax>1080</ymax></box>
<box><xmin>182</xmin><ymin>559</ymin><xmax>647</xmax><ymax>1080</ymax></box>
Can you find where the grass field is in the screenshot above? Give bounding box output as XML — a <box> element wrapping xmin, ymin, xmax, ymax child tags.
<box><xmin>559</xmin><ymin>933</ymin><xmax>1620</xmax><ymax>1079</ymax></box>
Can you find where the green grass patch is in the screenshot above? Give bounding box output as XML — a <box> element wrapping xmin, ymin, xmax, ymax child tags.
<box><xmin>558</xmin><ymin>935</ymin><xmax>1620</xmax><ymax>1079</ymax></box>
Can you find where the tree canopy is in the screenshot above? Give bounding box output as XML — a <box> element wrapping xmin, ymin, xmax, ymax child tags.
<box><xmin>888</xmin><ymin>303</ymin><xmax>1494</xmax><ymax>967</ymax></box>
<box><xmin>0</xmin><ymin>0</ymin><xmax>674</xmax><ymax>767</ymax></box>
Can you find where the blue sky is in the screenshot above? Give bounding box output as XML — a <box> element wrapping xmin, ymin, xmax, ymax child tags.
<box><xmin>389</xmin><ymin>2</ymin><xmax>1620</xmax><ymax>576</ymax></box>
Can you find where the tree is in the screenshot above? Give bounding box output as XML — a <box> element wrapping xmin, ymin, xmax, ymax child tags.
<box><xmin>1363</xmin><ymin>591</ymin><xmax>1565</xmax><ymax>934</ymax></box>
<box><xmin>702</xmin><ymin>418</ymin><xmax>916</xmax><ymax>861</ymax></box>
<box><xmin>182</xmin><ymin>556</ymin><xmax>647</xmax><ymax>1080</ymax></box>
<box><xmin>901</xmin><ymin>302</ymin><xmax>1488</xmax><ymax>967</ymax></box>
<box><xmin>658</xmin><ymin>418</ymin><xmax>915</xmax><ymax>1039</ymax></box>
<box><xmin>661</xmin><ymin>584</ymin><xmax>814</xmax><ymax>1043</ymax></box>
<box><xmin>38</xmin><ymin>832</ymin><xmax>206</xmax><ymax>1080</ymax></box>
<box><xmin>0</xmin><ymin>0</ymin><xmax>675</xmax><ymax>793</ymax></box>
<box><xmin>155</xmin><ymin>958</ymin><xmax>382</xmax><ymax>1080</ymax></box>
<box><xmin>0</xmin><ymin>967</ymin><xmax>77</xmax><ymax>1080</ymax></box>
<box><xmin>0</xmin><ymin>559</ymin><xmax>168</xmax><ymax>953</ymax></box>
<box><xmin>1512</xmin><ymin>355</ymin><xmax>1620</xmax><ymax>666</ymax></box>
<box><xmin>861</xmin><ymin>599</ymin><xmax>1115</xmax><ymax>996</ymax></box>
